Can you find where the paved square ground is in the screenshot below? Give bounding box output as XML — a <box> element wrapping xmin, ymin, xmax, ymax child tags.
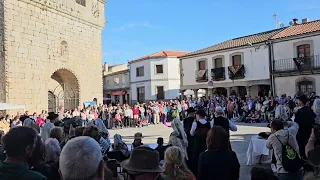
<box><xmin>108</xmin><ymin>122</ymin><xmax>270</xmax><ymax>180</ymax></box>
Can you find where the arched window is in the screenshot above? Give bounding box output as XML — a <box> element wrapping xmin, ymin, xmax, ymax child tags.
<box><xmin>297</xmin><ymin>44</ymin><xmax>311</xmax><ymax>57</ymax></box>
<box><xmin>298</xmin><ymin>81</ymin><xmax>313</xmax><ymax>94</ymax></box>
<box><xmin>232</xmin><ymin>55</ymin><xmax>241</xmax><ymax>66</ymax></box>
<box><xmin>214</xmin><ymin>58</ymin><xmax>223</xmax><ymax>68</ymax></box>
<box><xmin>61</xmin><ymin>41</ymin><xmax>68</xmax><ymax>57</ymax></box>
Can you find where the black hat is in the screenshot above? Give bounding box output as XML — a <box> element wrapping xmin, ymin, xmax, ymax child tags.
<box><xmin>297</xmin><ymin>95</ymin><xmax>308</xmax><ymax>104</ymax></box>
<box><xmin>120</xmin><ymin>147</ymin><xmax>163</xmax><ymax>173</ymax></box>
<box><xmin>187</xmin><ymin>107</ymin><xmax>196</xmax><ymax>113</ymax></box>
<box><xmin>47</xmin><ymin>112</ymin><xmax>58</xmax><ymax>120</ymax></box>
<box><xmin>195</xmin><ymin>109</ymin><xmax>206</xmax><ymax>117</ymax></box>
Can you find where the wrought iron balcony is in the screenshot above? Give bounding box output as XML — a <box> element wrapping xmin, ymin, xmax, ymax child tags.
<box><xmin>228</xmin><ymin>65</ymin><xmax>245</xmax><ymax>80</ymax></box>
<box><xmin>273</xmin><ymin>55</ymin><xmax>320</xmax><ymax>75</ymax></box>
<box><xmin>195</xmin><ymin>69</ymin><xmax>208</xmax><ymax>82</ymax></box>
<box><xmin>211</xmin><ymin>67</ymin><xmax>225</xmax><ymax>81</ymax></box>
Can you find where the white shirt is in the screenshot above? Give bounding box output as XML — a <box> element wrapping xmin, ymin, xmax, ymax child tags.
<box><xmin>190</xmin><ymin>118</ymin><xmax>238</xmax><ymax>136</ymax></box>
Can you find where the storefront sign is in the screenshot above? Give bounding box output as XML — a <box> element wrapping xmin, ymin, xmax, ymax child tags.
<box><xmin>110</xmin><ymin>90</ymin><xmax>126</xmax><ymax>96</ymax></box>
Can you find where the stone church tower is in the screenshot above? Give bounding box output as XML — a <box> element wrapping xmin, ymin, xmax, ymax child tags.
<box><xmin>0</xmin><ymin>0</ymin><xmax>105</xmax><ymax>113</ymax></box>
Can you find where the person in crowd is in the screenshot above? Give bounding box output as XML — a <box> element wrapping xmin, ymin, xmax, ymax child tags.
<box><xmin>83</xmin><ymin>126</ymin><xmax>110</xmax><ymax>155</ymax></box>
<box><xmin>304</xmin><ymin>128</ymin><xmax>320</xmax><ymax>180</ymax></box>
<box><xmin>59</xmin><ymin>136</ymin><xmax>105</xmax><ymax>180</ymax></box>
<box><xmin>45</xmin><ymin>127</ymin><xmax>63</xmax><ymax>163</ymax></box>
<box><xmin>155</xmin><ymin>137</ymin><xmax>170</xmax><ymax>162</ymax></box>
<box><xmin>0</xmin><ymin>127</ymin><xmax>46</xmax><ymax>180</ymax></box>
<box><xmin>312</xmin><ymin>98</ymin><xmax>320</xmax><ymax>125</ymax></box>
<box><xmin>139</xmin><ymin>104</ymin><xmax>146</xmax><ymax>124</ymax></box>
<box><xmin>0</xmin><ymin>130</ymin><xmax>5</xmax><ymax>161</ymax></box>
<box><xmin>189</xmin><ymin>109</ymin><xmax>212</xmax><ymax>176</ymax></box>
<box><xmin>80</xmin><ymin>109</ymin><xmax>87</xmax><ymax>127</ymax></box>
<box><xmin>266</xmin><ymin>120</ymin><xmax>302</xmax><ymax>179</ymax></box>
<box><xmin>10</xmin><ymin>116</ymin><xmax>22</xmax><ymax>128</ymax></box>
<box><xmin>114</xmin><ymin>109</ymin><xmax>123</xmax><ymax>129</ymax></box>
<box><xmin>28</xmin><ymin>136</ymin><xmax>55</xmax><ymax>180</ymax></box>
<box><xmin>36</xmin><ymin>114</ymin><xmax>45</xmax><ymax>127</ymax></box>
<box><xmin>112</xmin><ymin>134</ymin><xmax>129</xmax><ymax>157</ymax></box>
<box><xmin>120</xmin><ymin>147</ymin><xmax>169</xmax><ymax>180</ymax></box>
<box><xmin>74</xmin><ymin>126</ymin><xmax>85</xmax><ymax>137</ymax></box>
<box><xmin>124</xmin><ymin>105</ymin><xmax>133</xmax><ymax>128</ymax></box>
<box><xmin>163</xmin><ymin>146</ymin><xmax>195</xmax><ymax>180</ymax></box>
<box><xmin>275</xmin><ymin>102</ymin><xmax>288</xmax><ymax>122</ymax></box>
<box><xmin>132</xmin><ymin>105</ymin><xmax>140</xmax><ymax>126</ymax></box>
<box><xmin>0</xmin><ymin>116</ymin><xmax>10</xmax><ymax>134</ymax></box>
<box><xmin>198</xmin><ymin>126</ymin><xmax>240</xmax><ymax>180</ymax></box>
<box><xmin>250</xmin><ymin>167</ymin><xmax>278</xmax><ymax>180</ymax></box>
<box><xmin>183</xmin><ymin>107</ymin><xmax>196</xmax><ymax>166</ymax></box>
<box><xmin>153</xmin><ymin>103</ymin><xmax>161</xmax><ymax>124</ymax></box>
<box><xmin>168</xmin><ymin>118</ymin><xmax>188</xmax><ymax>159</ymax></box>
<box><xmin>213</xmin><ymin>107</ymin><xmax>237</xmax><ymax>149</ymax></box>
<box><xmin>132</xmin><ymin>132</ymin><xmax>144</xmax><ymax>149</ymax></box>
<box><xmin>41</xmin><ymin>113</ymin><xmax>58</xmax><ymax>142</ymax></box>
<box><xmin>294</xmin><ymin>95</ymin><xmax>315</xmax><ymax>159</ymax></box>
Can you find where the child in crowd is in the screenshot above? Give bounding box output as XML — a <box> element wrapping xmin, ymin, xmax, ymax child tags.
<box><xmin>114</xmin><ymin>110</ymin><xmax>122</xmax><ymax>129</ymax></box>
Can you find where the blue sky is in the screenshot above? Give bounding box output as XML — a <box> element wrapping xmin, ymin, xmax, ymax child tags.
<box><xmin>102</xmin><ymin>0</ymin><xmax>320</xmax><ymax>65</ymax></box>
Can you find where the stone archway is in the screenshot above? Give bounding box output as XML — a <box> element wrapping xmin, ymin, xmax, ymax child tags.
<box><xmin>48</xmin><ymin>69</ymin><xmax>79</xmax><ymax>112</ymax></box>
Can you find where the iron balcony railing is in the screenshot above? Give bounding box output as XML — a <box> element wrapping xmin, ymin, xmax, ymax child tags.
<box><xmin>195</xmin><ymin>69</ymin><xmax>208</xmax><ymax>82</ymax></box>
<box><xmin>211</xmin><ymin>67</ymin><xmax>225</xmax><ymax>81</ymax></box>
<box><xmin>228</xmin><ymin>65</ymin><xmax>245</xmax><ymax>80</ymax></box>
<box><xmin>273</xmin><ymin>55</ymin><xmax>320</xmax><ymax>73</ymax></box>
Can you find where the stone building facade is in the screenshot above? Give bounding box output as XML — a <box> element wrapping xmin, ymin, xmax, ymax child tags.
<box><xmin>0</xmin><ymin>0</ymin><xmax>105</xmax><ymax>113</ymax></box>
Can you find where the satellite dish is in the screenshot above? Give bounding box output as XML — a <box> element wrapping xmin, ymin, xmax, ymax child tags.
<box><xmin>280</xmin><ymin>23</ymin><xmax>285</xmax><ymax>28</ymax></box>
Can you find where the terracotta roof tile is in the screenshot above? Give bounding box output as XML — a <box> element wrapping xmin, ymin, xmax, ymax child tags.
<box><xmin>271</xmin><ymin>20</ymin><xmax>320</xmax><ymax>39</ymax></box>
<box><xmin>179</xmin><ymin>29</ymin><xmax>284</xmax><ymax>58</ymax></box>
<box><xmin>129</xmin><ymin>50</ymin><xmax>189</xmax><ymax>64</ymax></box>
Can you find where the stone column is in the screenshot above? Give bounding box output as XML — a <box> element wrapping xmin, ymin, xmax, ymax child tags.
<box><xmin>246</xmin><ymin>86</ymin><xmax>251</xmax><ymax>97</ymax></box>
<box><xmin>119</xmin><ymin>95</ymin><xmax>124</xmax><ymax>105</ymax></box>
<box><xmin>227</xmin><ymin>87</ymin><xmax>231</xmax><ymax>97</ymax></box>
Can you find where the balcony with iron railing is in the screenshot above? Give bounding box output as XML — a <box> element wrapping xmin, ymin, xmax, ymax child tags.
<box><xmin>195</xmin><ymin>69</ymin><xmax>208</xmax><ymax>82</ymax></box>
<box><xmin>211</xmin><ymin>67</ymin><xmax>225</xmax><ymax>81</ymax></box>
<box><xmin>273</xmin><ymin>55</ymin><xmax>320</xmax><ymax>75</ymax></box>
<box><xmin>228</xmin><ymin>65</ymin><xmax>245</xmax><ymax>80</ymax></box>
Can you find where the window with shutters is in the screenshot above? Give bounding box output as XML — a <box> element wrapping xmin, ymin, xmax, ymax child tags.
<box><xmin>232</xmin><ymin>55</ymin><xmax>242</xmax><ymax>66</ymax></box>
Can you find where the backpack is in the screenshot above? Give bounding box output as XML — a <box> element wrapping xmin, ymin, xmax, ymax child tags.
<box><xmin>275</xmin><ymin>131</ymin><xmax>303</xmax><ymax>172</ymax></box>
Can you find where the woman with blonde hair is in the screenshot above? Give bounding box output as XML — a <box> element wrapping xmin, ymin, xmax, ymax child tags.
<box><xmin>163</xmin><ymin>146</ymin><xmax>195</xmax><ymax>180</ymax></box>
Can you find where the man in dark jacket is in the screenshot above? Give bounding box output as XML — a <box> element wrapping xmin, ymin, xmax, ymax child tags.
<box><xmin>295</xmin><ymin>95</ymin><xmax>315</xmax><ymax>159</ymax></box>
<box><xmin>183</xmin><ymin>107</ymin><xmax>196</xmax><ymax>168</ymax></box>
<box><xmin>214</xmin><ymin>107</ymin><xmax>238</xmax><ymax>150</ymax></box>
<box><xmin>0</xmin><ymin>127</ymin><xmax>46</xmax><ymax>180</ymax></box>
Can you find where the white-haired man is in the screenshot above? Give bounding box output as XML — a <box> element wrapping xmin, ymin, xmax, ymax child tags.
<box><xmin>59</xmin><ymin>136</ymin><xmax>104</xmax><ymax>180</ymax></box>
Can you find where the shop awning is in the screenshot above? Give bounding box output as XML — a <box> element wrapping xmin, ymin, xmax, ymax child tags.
<box><xmin>0</xmin><ymin>103</ymin><xmax>26</xmax><ymax>111</ymax></box>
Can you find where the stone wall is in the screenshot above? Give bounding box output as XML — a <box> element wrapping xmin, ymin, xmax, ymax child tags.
<box><xmin>3</xmin><ymin>0</ymin><xmax>105</xmax><ymax>112</ymax></box>
<box><xmin>0</xmin><ymin>1</ymin><xmax>5</xmax><ymax>103</ymax></box>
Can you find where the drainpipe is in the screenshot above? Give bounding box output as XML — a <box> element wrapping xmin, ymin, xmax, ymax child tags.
<box><xmin>267</xmin><ymin>40</ymin><xmax>275</xmax><ymax>96</ymax></box>
<box><xmin>127</xmin><ymin>63</ymin><xmax>132</xmax><ymax>105</ymax></box>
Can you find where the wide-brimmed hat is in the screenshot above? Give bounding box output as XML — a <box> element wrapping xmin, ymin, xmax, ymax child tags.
<box><xmin>187</xmin><ymin>107</ymin><xmax>196</xmax><ymax>113</ymax></box>
<box><xmin>120</xmin><ymin>148</ymin><xmax>163</xmax><ymax>173</ymax></box>
<box><xmin>47</xmin><ymin>112</ymin><xmax>58</xmax><ymax>120</ymax></box>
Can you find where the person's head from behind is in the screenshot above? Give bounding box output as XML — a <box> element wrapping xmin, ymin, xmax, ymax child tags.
<box><xmin>75</xmin><ymin>126</ymin><xmax>85</xmax><ymax>137</ymax></box>
<box><xmin>2</xmin><ymin>127</ymin><xmax>37</xmax><ymax>161</ymax></box>
<box><xmin>50</xmin><ymin>127</ymin><xmax>63</xmax><ymax>142</ymax></box>
<box><xmin>297</xmin><ymin>95</ymin><xmax>307</xmax><ymax>106</ymax></box>
<box><xmin>250</xmin><ymin>167</ymin><xmax>277</xmax><ymax>180</ymax></box>
<box><xmin>270</xmin><ymin>119</ymin><xmax>284</xmax><ymax>134</ymax></box>
<box><xmin>59</xmin><ymin>136</ymin><xmax>104</xmax><ymax>180</ymax></box>
<box><xmin>133</xmin><ymin>132</ymin><xmax>143</xmax><ymax>144</ymax></box>
<box><xmin>83</xmin><ymin>126</ymin><xmax>100</xmax><ymax>142</ymax></box>
<box><xmin>157</xmin><ymin>137</ymin><xmax>164</xmax><ymax>146</ymax></box>
<box><xmin>27</xmin><ymin>136</ymin><xmax>45</xmax><ymax>166</ymax></box>
<box><xmin>206</xmin><ymin>126</ymin><xmax>229</xmax><ymax>151</ymax></box>
<box><xmin>164</xmin><ymin>146</ymin><xmax>190</xmax><ymax>180</ymax></box>
<box><xmin>195</xmin><ymin>109</ymin><xmax>206</xmax><ymax>121</ymax></box>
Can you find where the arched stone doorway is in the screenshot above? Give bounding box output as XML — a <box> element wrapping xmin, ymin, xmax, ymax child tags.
<box><xmin>48</xmin><ymin>69</ymin><xmax>79</xmax><ymax>112</ymax></box>
<box><xmin>216</xmin><ymin>87</ymin><xmax>227</xmax><ymax>96</ymax></box>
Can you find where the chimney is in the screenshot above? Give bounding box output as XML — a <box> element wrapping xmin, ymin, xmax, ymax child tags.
<box><xmin>103</xmin><ymin>62</ymin><xmax>108</xmax><ymax>75</ymax></box>
<box><xmin>293</xmin><ymin>18</ymin><xmax>299</xmax><ymax>25</ymax></box>
<box><xmin>302</xmin><ymin>18</ymin><xmax>310</xmax><ymax>24</ymax></box>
